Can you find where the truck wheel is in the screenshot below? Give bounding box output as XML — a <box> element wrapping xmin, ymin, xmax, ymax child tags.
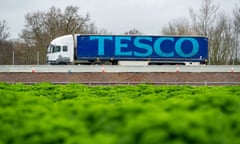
<box><xmin>58</xmin><ymin>62</ymin><xmax>67</xmax><ymax>65</ymax></box>
<box><xmin>112</xmin><ymin>60</ymin><xmax>118</xmax><ymax>65</ymax></box>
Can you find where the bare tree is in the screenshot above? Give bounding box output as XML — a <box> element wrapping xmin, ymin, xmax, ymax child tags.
<box><xmin>0</xmin><ymin>20</ymin><xmax>10</xmax><ymax>41</ymax></box>
<box><xmin>20</xmin><ymin>6</ymin><xmax>98</xmax><ymax>64</ymax></box>
<box><xmin>189</xmin><ymin>0</ymin><xmax>220</xmax><ymax>64</ymax></box>
<box><xmin>45</xmin><ymin>7</ymin><xmax>63</xmax><ymax>39</ymax></box>
<box><xmin>233</xmin><ymin>6</ymin><xmax>240</xmax><ymax>34</ymax></box>
<box><xmin>209</xmin><ymin>13</ymin><xmax>235</xmax><ymax>64</ymax></box>
<box><xmin>161</xmin><ymin>0</ymin><xmax>240</xmax><ymax>64</ymax></box>
<box><xmin>12</xmin><ymin>42</ymin><xmax>29</xmax><ymax>64</ymax></box>
<box><xmin>162</xmin><ymin>18</ymin><xmax>194</xmax><ymax>35</ymax></box>
<box><xmin>0</xmin><ymin>20</ymin><xmax>13</xmax><ymax>65</ymax></box>
<box><xmin>0</xmin><ymin>40</ymin><xmax>14</xmax><ymax>64</ymax></box>
<box><xmin>21</xmin><ymin>12</ymin><xmax>48</xmax><ymax>64</ymax></box>
<box><xmin>232</xmin><ymin>5</ymin><xmax>240</xmax><ymax>64</ymax></box>
<box><xmin>190</xmin><ymin>0</ymin><xmax>219</xmax><ymax>36</ymax></box>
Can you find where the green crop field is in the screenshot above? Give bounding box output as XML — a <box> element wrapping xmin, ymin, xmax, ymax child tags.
<box><xmin>0</xmin><ymin>83</ymin><xmax>240</xmax><ymax>144</ymax></box>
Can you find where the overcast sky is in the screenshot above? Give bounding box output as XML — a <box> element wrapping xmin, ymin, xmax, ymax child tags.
<box><xmin>0</xmin><ymin>0</ymin><xmax>239</xmax><ymax>39</ymax></box>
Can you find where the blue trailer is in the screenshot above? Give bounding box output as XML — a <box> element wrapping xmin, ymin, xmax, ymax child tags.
<box><xmin>47</xmin><ymin>34</ymin><xmax>208</xmax><ymax>65</ymax></box>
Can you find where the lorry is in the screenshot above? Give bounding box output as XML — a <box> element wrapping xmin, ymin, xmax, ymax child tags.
<box><xmin>46</xmin><ymin>34</ymin><xmax>208</xmax><ymax>65</ymax></box>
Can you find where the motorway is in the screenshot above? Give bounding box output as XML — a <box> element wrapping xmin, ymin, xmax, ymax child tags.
<box><xmin>0</xmin><ymin>65</ymin><xmax>240</xmax><ymax>73</ymax></box>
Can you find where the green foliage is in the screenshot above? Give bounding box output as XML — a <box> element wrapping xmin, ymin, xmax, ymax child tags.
<box><xmin>0</xmin><ymin>83</ymin><xmax>240</xmax><ymax>144</ymax></box>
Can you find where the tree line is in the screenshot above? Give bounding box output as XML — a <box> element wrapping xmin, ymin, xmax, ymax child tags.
<box><xmin>0</xmin><ymin>6</ymin><xmax>101</xmax><ymax>65</ymax></box>
<box><xmin>162</xmin><ymin>0</ymin><xmax>240</xmax><ymax>64</ymax></box>
<box><xmin>0</xmin><ymin>0</ymin><xmax>240</xmax><ymax>65</ymax></box>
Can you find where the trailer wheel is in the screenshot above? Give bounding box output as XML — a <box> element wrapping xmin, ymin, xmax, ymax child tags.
<box><xmin>58</xmin><ymin>62</ymin><xmax>67</xmax><ymax>65</ymax></box>
<box><xmin>112</xmin><ymin>60</ymin><xmax>118</xmax><ymax>65</ymax></box>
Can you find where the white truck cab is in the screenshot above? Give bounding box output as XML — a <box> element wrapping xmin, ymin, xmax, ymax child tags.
<box><xmin>47</xmin><ymin>34</ymin><xmax>78</xmax><ymax>64</ymax></box>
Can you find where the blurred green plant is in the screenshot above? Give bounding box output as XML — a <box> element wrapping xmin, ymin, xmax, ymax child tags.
<box><xmin>0</xmin><ymin>83</ymin><xmax>240</xmax><ymax>144</ymax></box>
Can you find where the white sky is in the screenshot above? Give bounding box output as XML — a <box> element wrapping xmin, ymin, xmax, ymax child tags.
<box><xmin>0</xmin><ymin>0</ymin><xmax>239</xmax><ymax>39</ymax></box>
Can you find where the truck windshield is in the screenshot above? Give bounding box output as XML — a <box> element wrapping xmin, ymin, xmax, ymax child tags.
<box><xmin>47</xmin><ymin>45</ymin><xmax>53</xmax><ymax>53</ymax></box>
<box><xmin>48</xmin><ymin>45</ymin><xmax>61</xmax><ymax>53</ymax></box>
<box><xmin>53</xmin><ymin>45</ymin><xmax>61</xmax><ymax>53</ymax></box>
